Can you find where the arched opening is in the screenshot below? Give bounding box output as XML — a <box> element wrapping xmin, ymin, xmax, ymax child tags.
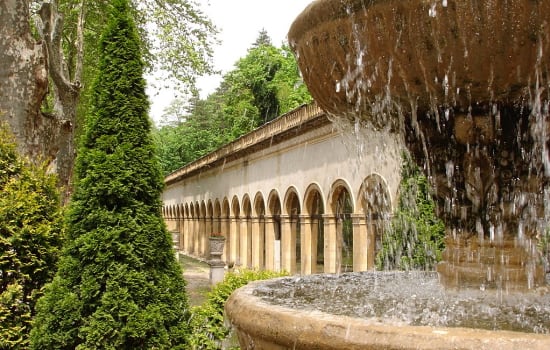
<box><xmin>304</xmin><ymin>184</ymin><xmax>325</xmax><ymax>274</ymax></box>
<box><xmin>213</xmin><ymin>199</ymin><xmax>222</xmax><ymax>234</ymax></box>
<box><xmin>200</xmin><ymin>201</ymin><xmax>207</xmax><ymax>257</ymax></box>
<box><xmin>184</xmin><ymin>204</ymin><xmax>190</xmax><ymax>253</ymax></box>
<box><xmin>231</xmin><ymin>196</ymin><xmax>241</xmax><ymax>266</ymax></box>
<box><xmin>242</xmin><ymin>195</ymin><xmax>252</xmax><ymax>268</ymax></box>
<box><xmin>359</xmin><ymin>175</ymin><xmax>392</xmax><ymax>269</ymax></box>
<box><xmin>254</xmin><ymin>193</ymin><xmax>266</xmax><ymax>270</ymax></box>
<box><xmin>267</xmin><ymin>191</ymin><xmax>282</xmax><ymax>272</ymax></box>
<box><xmin>329</xmin><ymin>181</ymin><xmax>354</xmax><ymax>273</ymax></box>
<box><xmin>221</xmin><ymin>198</ymin><xmax>231</xmax><ymax>263</ymax></box>
<box><xmin>284</xmin><ymin>188</ymin><xmax>301</xmax><ymax>274</ymax></box>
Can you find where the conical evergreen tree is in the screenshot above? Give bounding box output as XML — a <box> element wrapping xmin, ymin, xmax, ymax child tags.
<box><xmin>30</xmin><ymin>1</ymin><xmax>190</xmax><ymax>348</ymax></box>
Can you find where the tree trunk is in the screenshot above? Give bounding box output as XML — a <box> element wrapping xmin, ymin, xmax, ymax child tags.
<box><xmin>0</xmin><ymin>0</ymin><xmax>49</xmax><ymax>160</ymax></box>
<box><xmin>0</xmin><ymin>1</ymin><xmax>81</xmax><ymax>202</ymax></box>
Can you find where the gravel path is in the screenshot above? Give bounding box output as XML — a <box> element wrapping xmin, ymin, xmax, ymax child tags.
<box><xmin>179</xmin><ymin>254</ymin><xmax>211</xmax><ymax>306</ymax></box>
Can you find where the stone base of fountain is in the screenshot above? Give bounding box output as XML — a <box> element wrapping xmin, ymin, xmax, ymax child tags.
<box><xmin>225</xmin><ymin>273</ymin><xmax>550</xmax><ymax>350</ymax></box>
<box><xmin>437</xmin><ymin>237</ymin><xmax>546</xmax><ymax>291</ymax></box>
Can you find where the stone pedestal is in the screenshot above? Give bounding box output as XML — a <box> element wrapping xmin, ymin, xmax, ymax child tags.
<box><xmin>209</xmin><ymin>259</ymin><xmax>225</xmax><ymax>286</ymax></box>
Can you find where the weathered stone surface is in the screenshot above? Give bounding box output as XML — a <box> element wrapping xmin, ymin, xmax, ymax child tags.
<box><xmin>225</xmin><ymin>280</ymin><xmax>550</xmax><ymax>350</ymax></box>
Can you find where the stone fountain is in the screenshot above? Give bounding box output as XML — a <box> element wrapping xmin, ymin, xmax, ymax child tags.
<box><xmin>225</xmin><ymin>0</ymin><xmax>550</xmax><ymax>348</ymax></box>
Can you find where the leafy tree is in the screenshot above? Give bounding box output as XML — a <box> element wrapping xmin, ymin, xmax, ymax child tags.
<box><xmin>30</xmin><ymin>1</ymin><xmax>190</xmax><ymax>348</ymax></box>
<box><xmin>0</xmin><ymin>124</ymin><xmax>63</xmax><ymax>349</ymax></box>
<box><xmin>376</xmin><ymin>152</ymin><xmax>445</xmax><ymax>271</ymax></box>
<box><xmin>154</xmin><ymin>31</ymin><xmax>313</xmax><ymax>175</ymax></box>
<box><xmin>252</xmin><ymin>28</ymin><xmax>272</xmax><ymax>48</ymax></box>
<box><xmin>273</xmin><ymin>45</ymin><xmax>313</xmax><ymax>113</ymax></box>
<box><xmin>224</xmin><ymin>39</ymin><xmax>284</xmax><ymax>125</ymax></box>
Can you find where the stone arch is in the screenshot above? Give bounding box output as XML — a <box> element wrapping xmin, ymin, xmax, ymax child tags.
<box><xmin>283</xmin><ymin>186</ymin><xmax>301</xmax><ymax>274</ymax></box>
<box><xmin>303</xmin><ymin>183</ymin><xmax>326</xmax><ymax>273</ymax></box>
<box><xmin>221</xmin><ymin>197</ymin><xmax>231</xmax><ymax>262</ymax></box>
<box><xmin>267</xmin><ymin>189</ymin><xmax>282</xmax><ymax>271</ymax></box>
<box><xmin>175</xmin><ymin>204</ymin><xmax>184</xmax><ymax>250</ymax></box>
<box><xmin>253</xmin><ymin>192</ymin><xmax>266</xmax><ymax>217</ymax></box>
<box><xmin>267</xmin><ymin>189</ymin><xmax>282</xmax><ymax>216</ymax></box>
<box><xmin>241</xmin><ymin>194</ymin><xmax>253</xmax><ymax>267</ymax></box>
<box><xmin>183</xmin><ymin>203</ymin><xmax>191</xmax><ymax>254</ymax></box>
<box><xmin>328</xmin><ymin>179</ymin><xmax>355</xmax><ymax>273</ymax></box>
<box><xmin>230</xmin><ymin>195</ymin><xmax>241</xmax><ymax>265</ymax></box>
<box><xmin>184</xmin><ymin>203</ymin><xmax>190</xmax><ymax>218</ymax></box>
<box><xmin>190</xmin><ymin>203</ymin><xmax>199</xmax><ymax>255</ymax></box>
<box><xmin>167</xmin><ymin>205</ymin><xmax>173</xmax><ymax>220</ymax></box>
<box><xmin>206</xmin><ymin>200</ymin><xmax>214</xmax><ymax>254</ymax></box>
<box><xmin>358</xmin><ymin>174</ymin><xmax>392</xmax><ymax>269</ymax></box>
<box><xmin>253</xmin><ymin>192</ymin><xmax>267</xmax><ymax>269</ymax></box>
<box><xmin>199</xmin><ymin>201</ymin><xmax>207</xmax><ymax>257</ymax></box>
<box><xmin>213</xmin><ymin>199</ymin><xmax>222</xmax><ymax>234</ymax></box>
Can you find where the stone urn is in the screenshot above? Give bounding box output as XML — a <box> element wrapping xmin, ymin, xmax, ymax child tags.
<box><xmin>208</xmin><ymin>235</ymin><xmax>226</xmax><ymax>261</ymax></box>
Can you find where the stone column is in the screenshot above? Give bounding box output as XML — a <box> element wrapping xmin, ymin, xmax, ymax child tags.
<box><xmin>352</xmin><ymin>214</ymin><xmax>369</xmax><ymax>271</ymax></box>
<box><xmin>280</xmin><ymin>215</ymin><xmax>296</xmax><ymax>274</ymax></box>
<box><xmin>300</xmin><ymin>215</ymin><xmax>313</xmax><ymax>275</ymax></box>
<box><xmin>239</xmin><ymin>217</ymin><xmax>249</xmax><ymax>268</ymax></box>
<box><xmin>199</xmin><ymin>216</ymin><xmax>206</xmax><ymax>258</ymax></box>
<box><xmin>212</xmin><ymin>215</ymin><xmax>221</xmax><ymax>235</ymax></box>
<box><xmin>178</xmin><ymin>215</ymin><xmax>186</xmax><ymax>252</ymax></box>
<box><xmin>220</xmin><ymin>216</ymin><xmax>229</xmax><ymax>262</ymax></box>
<box><xmin>251</xmin><ymin>216</ymin><xmax>263</xmax><ymax>269</ymax></box>
<box><xmin>205</xmin><ymin>215</ymin><xmax>212</xmax><ymax>258</ymax></box>
<box><xmin>230</xmin><ymin>215</ymin><xmax>240</xmax><ymax>266</ymax></box>
<box><xmin>190</xmin><ymin>216</ymin><xmax>196</xmax><ymax>255</ymax></box>
<box><xmin>264</xmin><ymin>216</ymin><xmax>275</xmax><ymax>271</ymax></box>
<box><xmin>323</xmin><ymin>214</ymin><xmax>338</xmax><ymax>273</ymax></box>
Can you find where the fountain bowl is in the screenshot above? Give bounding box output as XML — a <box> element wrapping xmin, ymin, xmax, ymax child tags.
<box><xmin>288</xmin><ymin>0</ymin><xmax>550</xmax><ymax>120</ymax></box>
<box><xmin>225</xmin><ymin>273</ymin><xmax>550</xmax><ymax>350</ymax></box>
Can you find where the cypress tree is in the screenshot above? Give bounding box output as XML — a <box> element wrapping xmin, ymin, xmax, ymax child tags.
<box><xmin>30</xmin><ymin>1</ymin><xmax>190</xmax><ymax>348</ymax></box>
<box><xmin>0</xmin><ymin>125</ymin><xmax>63</xmax><ymax>349</ymax></box>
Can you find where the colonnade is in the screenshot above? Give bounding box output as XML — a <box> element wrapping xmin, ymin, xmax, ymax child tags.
<box><xmin>163</xmin><ymin>176</ymin><xmax>392</xmax><ymax>275</ymax></box>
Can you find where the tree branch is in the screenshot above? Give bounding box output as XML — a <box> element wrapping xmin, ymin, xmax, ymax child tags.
<box><xmin>39</xmin><ymin>3</ymin><xmax>78</xmax><ymax>95</ymax></box>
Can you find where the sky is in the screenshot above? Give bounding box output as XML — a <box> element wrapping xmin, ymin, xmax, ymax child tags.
<box><xmin>148</xmin><ymin>0</ymin><xmax>313</xmax><ymax>123</ymax></box>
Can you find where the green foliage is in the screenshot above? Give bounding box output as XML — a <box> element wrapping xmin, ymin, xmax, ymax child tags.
<box><xmin>376</xmin><ymin>152</ymin><xmax>445</xmax><ymax>271</ymax></box>
<box><xmin>154</xmin><ymin>31</ymin><xmax>312</xmax><ymax>175</ymax></box>
<box><xmin>30</xmin><ymin>2</ymin><xmax>190</xmax><ymax>348</ymax></box>
<box><xmin>0</xmin><ymin>125</ymin><xmax>63</xmax><ymax>349</ymax></box>
<box><xmin>188</xmin><ymin>269</ymin><xmax>288</xmax><ymax>350</ymax></box>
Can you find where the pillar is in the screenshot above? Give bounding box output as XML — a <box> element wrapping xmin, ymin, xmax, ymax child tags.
<box><xmin>205</xmin><ymin>215</ymin><xmax>212</xmax><ymax>258</ymax></box>
<box><xmin>264</xmin><ymin>216</ymin><xmax>275</xmax><ymax>271</ymax></box>
<box><xmin>220</xmin><ymin>216</ymin><xmax>229</xmax><ymax>262</ymax></box>
<box><xmin>230</xmin><ymin>215</ymin><xmax>239</xmax><ymax>266</ymax></box>
<box><xmin>239</xmin><ymin>217</ymin><xmax>250</xmax><ymax>268</ymax></box>
<box><xmin>352</xmin><ymin>214</ymin><xmax>369</xmax><ymax>271</ymax></box>
<box><xmin>280</xmin><ymin>215</ymin><xmax>296</xmax><ymax>274</ymax></box>
<box><xmin>251</xmin><ymin>216</ymin><xmax>265</xmax><ymax>269</ymax></box>
<box><xmin>300</xmin><ymin>215</ymin><xmax>314</xmax><ymax>275</ymax></box>
<box><xmin>323</xmin><ymin>214</ymin><xmax>338</xmax><ymax>273</ymax></box>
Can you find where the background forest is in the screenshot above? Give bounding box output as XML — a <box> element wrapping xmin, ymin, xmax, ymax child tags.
<box><xmin>153</xmin><ymin>30</ymin><xmax>312</xmax><ymax>175</ymax></box>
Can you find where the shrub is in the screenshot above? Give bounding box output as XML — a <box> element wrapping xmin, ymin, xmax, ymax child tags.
<box><xmin>376</xmin><ymin>152</ymin><xmax>445</xmax><ymax>270</ymax></box>
<box><xmin>188</xmin><ymin>269</ymin><xmax>288</xmax><ymax>349</ymax></box>
<box><xmin>0</xmin><ymin>124</ymin><xmax>63</xmax><ymax>349</ymax></box>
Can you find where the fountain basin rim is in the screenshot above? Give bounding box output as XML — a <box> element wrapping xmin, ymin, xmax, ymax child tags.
<box><xmin>225</xmin><ymin>278</ymin><xmax>550</xmax><ymax>350</ymax></box>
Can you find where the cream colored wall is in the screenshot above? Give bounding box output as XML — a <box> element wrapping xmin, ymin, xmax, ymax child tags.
<box><xmin>162</xmin><ymin>121</ymin><xmax>403</xmax><ymax>214</ymax></box>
